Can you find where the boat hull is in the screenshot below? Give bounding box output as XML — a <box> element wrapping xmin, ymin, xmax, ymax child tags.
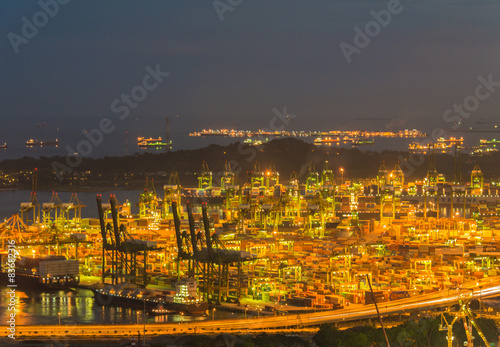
<box><xmin>0</xmin><ymin>272</ymin><xmax>79</xmax><ymax>291</ymax></box>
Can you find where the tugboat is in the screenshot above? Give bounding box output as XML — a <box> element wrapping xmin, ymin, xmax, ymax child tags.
<box><xmin>150</xmin><ymin>304</ymin><xmax>173</xmax><ymax>316</ymax></box>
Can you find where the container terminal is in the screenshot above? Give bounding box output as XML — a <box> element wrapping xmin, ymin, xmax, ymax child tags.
<box><xmin>2</xmin><ymin>153</ymin><xmax>500</xmax><ymax>321</ymax></box>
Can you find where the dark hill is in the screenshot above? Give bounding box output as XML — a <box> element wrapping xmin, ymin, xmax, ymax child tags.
<box><xmin>0</xmin><ymin>138</ymin><xmax>498</xmax><ymax>190</ymax></box>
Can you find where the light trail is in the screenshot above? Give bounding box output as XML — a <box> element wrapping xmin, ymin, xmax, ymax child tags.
<box><xmin>4</xmin><ymin>278</ymin><xmax>500</xmax><ymax>339</ymax></box>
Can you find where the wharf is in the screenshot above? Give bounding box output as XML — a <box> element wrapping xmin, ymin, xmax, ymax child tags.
<box><xmin>74</xmin><ymin>276</ymin><xmax>319</xmax><ymax>316</ymax></box>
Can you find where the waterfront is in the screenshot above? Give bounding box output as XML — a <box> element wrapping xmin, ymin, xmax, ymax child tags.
<box><xmin>0</xmin><ymin>125</ymin><xmax>493</xmax><ymax>161</ymax></box>
<box><xmin>0</xmin><ymin>189</ymin><xmax>143</xmax><ymax>220</ymax></box>
<box><xmin>1</xmin><ymin>152</ymin><xmax>500</xmax><ymax>346</ymax></box>
<box><xmin>0</xmin><ymin>286</ymin><xmax>243</xmax><ymax>326</ymax></box>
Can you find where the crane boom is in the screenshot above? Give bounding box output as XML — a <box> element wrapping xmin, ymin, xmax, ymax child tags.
<box><xmin>171</xmin><ymin>201</ymin><xmax>184</xmax><ymax>258</ymax></box>
<box><xmin>96</xmin><ymin>195</ymin><xmax>108</xmax><ymax>249</ymax></box>
<box><xmin>187</xmin><ymin>204</ymin><xmax>199</xmax><ymax>257</ymax></box>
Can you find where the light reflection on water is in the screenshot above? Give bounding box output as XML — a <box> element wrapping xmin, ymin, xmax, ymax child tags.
<box><xmin>0</xmin><ymin>287</ymin><xmax>243</xmax><ymax>325</ymax></box>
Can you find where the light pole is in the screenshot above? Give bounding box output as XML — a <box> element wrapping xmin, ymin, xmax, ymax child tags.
<box><xmin>58</xmin><ymin>312</ymin><xmax>61</xmax><ymax>326</ymax></box>
<box><xmin>479</xmin><ymin>285</ymin><xmax>483</xmax><ymax>312</ymax></box>
<box><xmin>245</xmin><ymin>308</ymin><xmax>248</xmax><ymax>320</ymax></box>
<box><xmin>340</xmin><ymin>168</ymin><xmax>344</xmax><ymax>185</ymax></box>
<box><xmin>212</xmin><ymin>307</ymin><xmax>216</xmax><ymax>321</ymax></box>
<box><xmin>180</xmin><ymin>312</ymin><xmax>184</xmax><ymax>324</ymax></box>
<box><xmin>143</xmin><ymin>298</ymin><xmax>146</xmax><ymax>347</ymax></box>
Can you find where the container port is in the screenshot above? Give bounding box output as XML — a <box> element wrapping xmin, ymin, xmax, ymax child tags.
<box><xmin>3</xmin><ymin>153</ymin><xmax>500</xmax><ymax>319</ymax></box>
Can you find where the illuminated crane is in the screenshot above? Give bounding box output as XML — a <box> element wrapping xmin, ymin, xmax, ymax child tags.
<box><xmin>440</xmin><ymin>288</ymin><xmax>490</xmax><ymax>347</ymax></box>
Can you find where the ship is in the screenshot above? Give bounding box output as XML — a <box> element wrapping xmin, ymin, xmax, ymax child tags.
<box><xmin>0</xmin><ymin>143</ymin><xmax>7</xmax><ymax>149</ymax></box>
<box><xmin>0</xmin><ymin>254</ymin><xmax>80</xmax><ymax>290</ymax></box>
<box><xmin>408</xmin><ymin>137</ymin><xmax>463</xmax><ymax>154</ymax></box>
<box><xmin>243</xmin><ymin>138</ymin><xmax>268</xmax><ymax>146</ymax></box>
<box><xmin>137</xmin><ymin>137</ymin><xmax>172</xmax><ymax>149</ymax></box>
<box><xmin>26</xmin><ymin>138</ymin><xmax>59</xmax><ymax>147</ymax></box>
<box><xmin>471</xmin><ymin>147</ymin><xmax>498</xmax><ymax>156</ymax></box>
<box><xmin>93</xmin><ymin>277</ymin><xmax>208</xmax><ymax>316</ymax></box>
<box><xmin>313</xmin><ymin>137</ymin><xmax>340</xmax><ymax>146</ymax></box>
<box><xmin>479</xmin><ymin>138</ymin><xmax>500</xmax><ymax>147</ymax></box>
<box><xmin>351</xmin><ymin>138</ymin><xmax>374</xmax><ymax>147</ymax></box>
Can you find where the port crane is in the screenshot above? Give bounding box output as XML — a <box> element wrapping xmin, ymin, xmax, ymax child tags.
<box><xmin>198</xmin><ymin>162</ymin><xmax>213</xmax><ymax>190</ymax></box>
<box><xmin>221</xmin><ymin>162</ymin><xmax>241</xmax><ymax>221</ymax></box>
<box><xmin>139</xmin><ymin>178</ymin><xmax>159</xmax><ymax>218</ymax></box>
<box><xmin>97</xmin><ymin>195</ymin><xmax>161</xmax><ymax>286</ymax></box>
<box><xmin>440</xmin><ymin>288</ymin><xmax>491</xmax><ymax>347</ymax></box>
<box><xmin>172</xmin><ymin>201</ymin><xmax>256</xmax><ymax>304</ymax></box>
<box><xmin>20</xmin><ymin>168</ymin><xmax>40</xmax><ymax>225</ymax></box>
<box><xmin>42</xmin><ymin>192</ymin><xmax>63</xmax><ymax>225</ymax></box>
<box><xmin>0</xmin><ymin>214</ymin><xmax>32</xmax><ymax>246</ymax></box>
<box><xmin>65</xmin><ymin>193</ymin><xmax>86</xmax><ymax>222</ymax></box>
<box><xmin>163</xmin><ymin>171</ymin><xmax>181</xmax><ymax>219</ymax></box>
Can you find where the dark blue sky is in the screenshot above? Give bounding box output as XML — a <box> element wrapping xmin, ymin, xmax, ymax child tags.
<box><xmin>1</xmin><ymin>0</ymin><xmax>500</xmax><ymax>155</ymax></box>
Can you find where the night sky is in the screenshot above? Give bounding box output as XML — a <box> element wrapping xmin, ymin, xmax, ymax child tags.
<box><xmin>1</xmin><ymin>0</ymin><xmax>500</xmax><ymax>157</ymax></box>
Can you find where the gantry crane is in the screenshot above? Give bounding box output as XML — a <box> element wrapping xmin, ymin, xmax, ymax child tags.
<box><xmin>440</xmin><ymin>288</ymin><xmax>491</xmax><ymax>347</ymax></box>
<box><xmin>163</xmin><ymin>171</ymin><xmax>181</xmax><ymax>219</ymax></box>
<box><xmin>172</xmin><ymin>201</ymin><xmax>256</xmax><ymax>304</ymax></box>
<box><xmin>20</xmin><ymin>168</ymin><xmax>40</xmax><ymax>225</ymax></box>
<box><xmin>139</xmin><ymin>178</ymin><xmax>158</xmax><ymax>218</ymax></box>
<box><xmin>97</xmin><ymin>195</ymin><xmax>160</xmax><ymax>286</ymax></box>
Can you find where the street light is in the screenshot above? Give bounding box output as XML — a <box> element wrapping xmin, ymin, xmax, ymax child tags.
<box><xmin>340</xmin><ymin>168</ymin><xmax>344</xmax><ymax>185</ymax></box>
<box><xmin>180</xmin><ymin>312</ymin><xmax>184</xmax><ymax>324</ymax></box>
<box><xmin>212</xmin><ymin>307</ymin><xmax>216</xmax><ymax>321</ymax></box>
<box><xmin>245</xmin><ymin>308</ymin><xmax>248</xmax><ymax>320</ymax></box>
<box><xmin>58</xmin><ymin>312</ymin><xmax>61</xmax><ymax>326</ymax></box>
<box><xmin>143</xmin><ymin>298</ymin><xmax>146</xmax><ymax>347</ymax></box>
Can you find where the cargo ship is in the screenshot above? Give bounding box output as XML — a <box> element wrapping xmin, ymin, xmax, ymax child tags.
<box><xmin>351</xmin><ymin>138</ymin><xmax>374</xmax><ymax>147</ymax></box>
<box><xmin>26</xmin><ymin>138</ymin><xmax>59</xmax><ymax>147</ymax></box>
<box><xmin>479</xmin><ymin>138</ymin><xmax>500</xmax><ymax>147</ymax></box>
<box><xmin>408</xmin><ymin>137</ymin><xmax>463</xmax><ymax>154</ymax></box>
<box><xmin>313</xmin><ymin>137</ymin><xmax>340</xmax><ymax>146</ymax></box>
<box><xmin>471</xmin><ymin>147</ymin><xmax>498</xmax><ymax>156</ymax></box>
<box><xmin>93</xmin><ymin>277</ymin><xmax>208</xmax><ymax>316</ymax></box>
<box><xmin>0</xmin><ymin>255</ymin><xmax>80</xmax><ymax>290</ymax></box>
<box><xmin>137</xmin><ymin>137</ymin><xmax>172</xmax><ymax>149</ymax></box>
<box><xmin>244</xmin><ymin>138</ymin><xmax>268</xmax><ymax>146</ymax></box>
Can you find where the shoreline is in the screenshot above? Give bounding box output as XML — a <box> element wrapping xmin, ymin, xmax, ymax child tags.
<box><xmin>0</xmin><ymin>186</ymin><xmax>142</xmax><ymax>193</ymax></box>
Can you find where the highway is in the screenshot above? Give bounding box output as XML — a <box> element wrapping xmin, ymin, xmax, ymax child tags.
<box><xmin>4</xmin><ymin>277</ymin><xmax>500</xmax><ymax>339</ymax></box>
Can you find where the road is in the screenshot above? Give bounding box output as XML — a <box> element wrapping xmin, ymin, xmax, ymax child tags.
<box><xmin>4</xmin><ymin>277</ymin><xmax>500</xmax><ymax>339</ymax></box>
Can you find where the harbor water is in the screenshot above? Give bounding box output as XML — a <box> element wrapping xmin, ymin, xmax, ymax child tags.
<box><xmin>0</xmin><ymin>287</ymin><xmax>242</xmax><ymax>326</ymax></box>
<box><xmin>0</xmin><ymin>189</ymin><xmax>244</xmax><ymax>325</ymax></box>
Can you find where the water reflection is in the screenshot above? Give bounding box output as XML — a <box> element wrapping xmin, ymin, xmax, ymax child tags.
<box><xmin>0</xmin><ymin>287</ymin><xmax>243</xmax><ymax>325</ymax></box>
